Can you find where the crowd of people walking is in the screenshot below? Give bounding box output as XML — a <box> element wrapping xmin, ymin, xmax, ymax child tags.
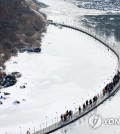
<box><xmin>60</xmin><ymin>71</ymin><xmax>120</xmax><ymax>122</ymax></box>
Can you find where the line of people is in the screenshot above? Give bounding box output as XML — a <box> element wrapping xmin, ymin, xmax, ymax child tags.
<box><xmin>102</xmin><ymin>71</ymin><xmax>120</xmax><ymax>95</ymax></box>
<box><xmin>60</xmin><ymin>110</ymin><xmax>73</xmax><ymax>122</ymax></box>
<box><xmin>78</xmin><ymin>95</ymin><xmax>98</xmax><ymax>115</ymax></box>
<box><xmin>60</xmin><ymin>71</ymin><xmax>120</xmax><ymax>122</ymax></box>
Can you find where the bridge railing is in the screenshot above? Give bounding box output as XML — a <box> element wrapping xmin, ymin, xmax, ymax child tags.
<box><xmin>34</xmin><ymin>80</ymin><xmax>120</xmax><ymax>134</ymax></box>
<box><xmin>47</xmin><ymin>21</ymin><xmax>120</xmax><ymax>60</ymax></box>
<box><xmin>32</xmin><ymin>22</ymin><xmax>120</xmax><ymax>134</ymax></box>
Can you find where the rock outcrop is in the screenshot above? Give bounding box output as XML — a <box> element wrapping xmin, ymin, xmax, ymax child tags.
<box><xmin>0</xmin><ymin>0</ymin><xmax>46</xmax><ymax>88</ymax></box>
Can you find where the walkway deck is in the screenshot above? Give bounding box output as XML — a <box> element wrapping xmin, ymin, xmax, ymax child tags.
<box><xmin>34</xmin><ymin>81</ymin><xmax>120</xmax><ymax>134</ymax></box>
<box><xmin>34</xmin><ymin>22</ymin><xmax>120</xmax><ymax>134</ymax></box>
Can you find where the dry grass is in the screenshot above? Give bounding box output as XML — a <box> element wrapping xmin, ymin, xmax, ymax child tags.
<box><xmin>0</xmin><ymin>0</ymin><xmax>46</xmax><ymax>70</ymax></box>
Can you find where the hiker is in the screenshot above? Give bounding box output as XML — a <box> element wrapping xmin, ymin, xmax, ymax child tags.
<box><xmin>68</xmin><ymin>110</ymin><xmax>72</xmax><ymax>118</ymax></box>
<box><xmin>60</xmin><ymin>114</ymin><xmax>64</xmax><ymax>122</ymax></box>
<box><xmin>78</xmin><ymin>106</ymin><xmax>81</xmax><ymax>114</ymax></box>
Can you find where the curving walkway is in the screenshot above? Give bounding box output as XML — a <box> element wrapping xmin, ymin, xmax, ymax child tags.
<box><xmin>34</xmin><ymin>22</ymin><xmax>120</xmax><ymax>134</ymax></box>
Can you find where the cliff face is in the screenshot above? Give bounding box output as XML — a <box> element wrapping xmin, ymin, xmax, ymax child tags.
<box><xmin>0</xmin><ymin>0</ymin><xmax>46</xmax><ymax>69</ymax></box>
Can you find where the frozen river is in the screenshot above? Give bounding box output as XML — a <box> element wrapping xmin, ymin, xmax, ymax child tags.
<box><xmin>0</xmin><ymin>24</ymin><xmax>118</xmax><ymax>133</ymax></box>
<box><xmin>37</xmin><ymin>0</ymin><xmax>120</xmax><ymax>134</ymax></box>
<box><xmin>0</xmin><ymin>0</ymin><xmax>119</xmax><ymax>133</ymax></box>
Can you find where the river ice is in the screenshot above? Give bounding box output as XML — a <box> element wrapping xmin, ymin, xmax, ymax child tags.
<box><xmin>0</xmin><ymin>0</ymin><xmax>119</xmax><ymax>133</ymax></box>
<box><xmin>0</xmin><ymin>24</ymin><xmax>118</xmax><ymax>133</ymax></box>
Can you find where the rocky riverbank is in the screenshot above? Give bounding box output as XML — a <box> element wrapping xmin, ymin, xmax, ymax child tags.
<box><xmin>0</xmin><ymin>72</ymin><xmax>21</xmax><ymax>89</ymax></box>
<box><xmin>0</xmin><ymin>0</ymin><xmax>47</xmax><ymax>88</ymax></box>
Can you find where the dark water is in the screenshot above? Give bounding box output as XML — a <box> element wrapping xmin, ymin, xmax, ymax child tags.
<box><xmin>79</xmin><ymin>15</ymin><xmax>120</xmax><ymax>45</ymax></box>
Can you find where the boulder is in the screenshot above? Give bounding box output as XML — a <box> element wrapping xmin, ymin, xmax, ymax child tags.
<box><xmin>14</xmin><ymin>101</ymin><xmax>20</xmax><ymax>104</ymax></box>
<box><xmin>4</xmin><ymin>92</ymin><xmax>10</xmax><ymax>95</ymax></box>
<box><xmin>20</xmin><ymin>85</ymin><xmax>26</xmax><ymax>89</ymax></box>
